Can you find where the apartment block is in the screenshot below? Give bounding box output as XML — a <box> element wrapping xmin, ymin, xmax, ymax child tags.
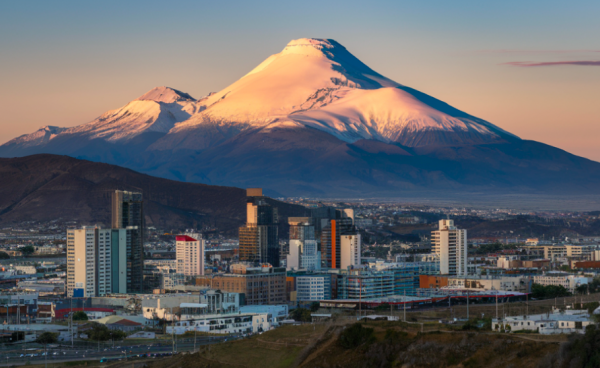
<box><xmin>296</xmin><ymin>275</ymin><xmax>331</xmax><ymax>301</ymax></box>
<box><xmin>67</xmin><ymin>226</ymin><xmax>130</xmax><ymax>297</ymax></box>
<box><xmin>196</xmin><ymin>264</ymin><xmax>286</xmax><ymax>305</ymax></box>
<box><xmin>431</xmin><ymin>219</ymin><xmax>467</xmax><ymax>276</ymax></box>
<box><xmin>340</xmin><ymin>234</ymin><xmax>361</xmax><ymax>269</ymax></box>
<box><xmin>176</xmin><ymin>235</ymin><xmax>205</xmax><ymax>276</ymax></box>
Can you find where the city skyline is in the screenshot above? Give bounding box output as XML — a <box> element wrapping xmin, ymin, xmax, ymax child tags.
<box><xmin>1</xmin><ymin>1</ymin><xmax>599</xmax><ymax>161</ymax></box>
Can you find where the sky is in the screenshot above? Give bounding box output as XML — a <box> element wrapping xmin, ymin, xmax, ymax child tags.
<box><xmin>1</xmin><ymin>0</ymin><xmax>599</xmax><ymax>160</ymax></box>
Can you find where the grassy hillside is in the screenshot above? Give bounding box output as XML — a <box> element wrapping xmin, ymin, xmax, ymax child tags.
<box><xmin>146</xmin><ymin>320</ymin><xmax>566</xmax><ymax>368</ymax></box>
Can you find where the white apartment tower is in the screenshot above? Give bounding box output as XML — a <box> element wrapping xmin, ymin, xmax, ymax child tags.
<box><xmin>431</xmin><ymin>219</ymin><xmax>467</xmax><ymax>276</ymax></box>
<box><xmin>67</xmin><ymin>226</ymin><xmax>112</xmax><ymax>297</ymax></box>
<box><xmin>66</xmin><ymin>226</ymin><xmax>130</xmax><ymax>297</ymax></box>
<box><xmin>340</xmin><ymin>234</ymin><xmax>361</xmax><ymax>269</ymax></box>
<box><xmin>176</xmin><ymin>235</ymin><xmax>205</xmax><ymax>276</ymax></box>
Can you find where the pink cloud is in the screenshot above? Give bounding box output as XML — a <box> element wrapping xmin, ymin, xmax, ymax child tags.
<box><xmin>480</xmin><ymin>49</ymin><xmax>600</xmax><ymax>54</ymax></box>
<box><xmin>503</xmin><ymin>61</ymin><xmax>600</xmax><ymax>67</ymax></box>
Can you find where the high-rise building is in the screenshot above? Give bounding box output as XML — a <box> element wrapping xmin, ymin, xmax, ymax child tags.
<box><xmin>67</xmin><ymin>226</ymin><xmax>130</xmax><ymax>297</ymax></box>
<box><xmin>321</xmin><ymin>209</ymin><xmax>357</xmax><ymax>269</ymax></box>
<box><xmin>67</xmin><ymin>226</ymin><xmax>98</xmax><ymax>298</ymax></box>
<box><xmin>112</xmin><ymin>190</ymin><xmax>144</xmax><ymax>293</ymax></box>
<box><xmin>239</xmin><ymin>188</ymin><xmax>279</xmax><ymax>266</ymax></box>
<box><xmin>287</xmin><ymin>217</ymin><xmax>320</xmax><ymax>271</ymax></box>
<box><xmin>340</xmin><ymin>234</ymin><xmax>361</xmax><ymax>269</ymax></box>
<box><xmin>431</xmin><ymin>219</ymin><xmax>467</xmax><ymax>275</ymax></box>
<box><xmin>176</xmin><ymin>234</ymin><xmax>205</xmax><ymax>276</ymax></box>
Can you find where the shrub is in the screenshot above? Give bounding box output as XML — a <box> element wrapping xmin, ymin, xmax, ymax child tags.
<box><xmin>73</xmin><ymin>311</ymin><xmax>88</xmax><ymax>321</ymax></box>
<box><xmin>339</xmin><ymin>323</ymin><xmax>375</xmax><ymax>349</ymax></box>
<box><xmin>384</xmin><ymin>329</ymin><xmax>408</xmax><ymax>342</ymax></box>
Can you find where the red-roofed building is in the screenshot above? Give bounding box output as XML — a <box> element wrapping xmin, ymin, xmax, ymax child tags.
<box><xmin>176</xmin><ymin>234</ymin><xmax>205</xmax><ymax>277</ymax></box>
<box><xmin>107</xmin><ymin>318</ymin><xmax>142</xmax><ymax>332</ymax></box>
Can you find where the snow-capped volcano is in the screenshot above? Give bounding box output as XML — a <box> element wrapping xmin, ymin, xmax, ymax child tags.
<box><xmin>3</xmin><ymin>38</ymin><xmax>597</xmax><ymax>198</ymax></box>
<box><xmin>170</xmin><ymin>38</ymin><xmax>516</xmax><ymax>147</ymax></box>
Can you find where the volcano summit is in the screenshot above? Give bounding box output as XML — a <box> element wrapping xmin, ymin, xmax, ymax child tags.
<box><xmin>2</xmin><ymin>38</ymin><xmax>600</xmax><ymax>198</ymax></box>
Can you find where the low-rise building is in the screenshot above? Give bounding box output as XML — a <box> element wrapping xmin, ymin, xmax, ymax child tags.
<box><xmin>166</xmin><ymin>311</ymin><xmax>269</xmax><ymax>335</ymax></box>
<box><xmin>493</xmin><ymin>309</ymin><xmax>592</xmax><ymax>335</ymax></box>
<box><xmin>533</xmin><ymin>274</ymin><xmax>588</xmax><ymax>292</ymax></box>
<box><xmin>141</xmin><ymin>294</ymin><xmax>199</xmax><ymax>322</ymax></box>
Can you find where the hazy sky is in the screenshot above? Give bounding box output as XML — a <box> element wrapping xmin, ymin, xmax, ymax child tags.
<box><xmin>1</xmin><ymin>0</ymin><xmax>599</xmax><ymax>160</ymax></box>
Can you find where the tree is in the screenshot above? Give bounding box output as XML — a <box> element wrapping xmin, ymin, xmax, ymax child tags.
<box><xmin>20</xmin><ymin>245</ymin><xmax>35</xmax><ymax>256</ymax></box>
<box><xmin>0</xmin><ymin>252</ymin><xmax>9</xmax><ymax>259</ymax></box>
<box><xmin>531</xmin><ymin>283</ymin><xmax>571</xmax><ymax>299</ymax></box>
<box><xmin>72</xmin><ymin>311</ymin><xmax>88</xmax><ymax>321</ymax></box>
<box><xmin>374</xmin><ymin>303</ymin><xmax>391</xmax><ymax>312</ymax></box>
<box><xmin>37</xmin><ymin>332</ymin><xmax>58</xmax><ymax>345</ymax></box>
<box><xmin>290</xmin><ymin>308</ymin><xmax>312</xmax><ymax>322</ymax></box>
<box><xmin>86</xmin><ymin>323</ymin><xmax>127</xmax><ymax>341</ymax></box>
<box><xmin>339</xmin><ymin>324</ymin><xmax>375</xmax><ymax>349</ymax></box>
<box><xmin>309</xmin><ymin>302</ymin><xmax>320</xmax><ymax>312</ymax></box>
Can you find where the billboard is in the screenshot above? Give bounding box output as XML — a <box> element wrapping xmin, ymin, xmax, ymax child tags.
<box><xmin>73</xmin><ymin>288</ymin><xmax>84</xmax><ymax>298</ymax></box>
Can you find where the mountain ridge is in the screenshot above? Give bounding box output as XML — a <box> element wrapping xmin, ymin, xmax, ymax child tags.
<box><xmin>0</xmin><ymin>154</ymin><xmax>307</xmax><ymax>232</ymax></box>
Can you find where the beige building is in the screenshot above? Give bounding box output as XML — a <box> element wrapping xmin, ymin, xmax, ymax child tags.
<box><xmin>196</xmin><ymin>264</ymin><xmax>286</xmax><ymax>305</ymax></box>
<box><xmin>432</xmin><ymin>219</ymin><xmax>467</xmax><ymax>275</ymax></box>
<box><xmin>533</xmin><ymin>274</ymin><xmax>589</xmax><ymax>292</ymax></box>
<box><xmin>176</xmin><ymin>234</ymin><xmax>204</xmax><ymax>276</ymax></box>
<box><xmin>447</xmin><ymin>275</ymin><xmax>528</xmax><ymax>292</ymax></box>
<box><xmin>565</xmin><ymin>245</ymin><xmax>596</xmax><ymax>259</ymax></box>
<box><xmin>340</xmin><ymin>234</ymin><xmax>361</xmax><ymax>269</ymax></box>
<box><xmin>67</xmin><ymin>226</ymin><xmax>102</xmax><ymax>297</ymax></box>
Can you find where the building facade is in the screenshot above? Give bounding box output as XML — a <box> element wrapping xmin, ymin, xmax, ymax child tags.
<box><xmin>431</xmin><ymin>219</ymin><xmax>467</xmax><ymax>276</ymax></box>
<box><xmin>287</xmin><ymin>217</ymin><xmax>321</xmax><ymax>271</ymax></box>
<box><xmin>112</xmin><ymin>190</ymin><xmax>144</xmax><ymax>293</ymax></box>
<box><xmin>321</xmin><ymin>210</ymin><xmax>357</xmax><ymax>269</ymax></box>
<box><xmin>340</xmin><ymin>234</ymin><xmax>361</xmax><ymax>270</ymax></box>
<box><xmin>296</xmin><ymin>275</ymin><xmax>331</xmax><ymax>301</ymax></box>
<box><xmin>239</xmin><ymin>189</ymin><xmax>280</xmax><ymax>267</ymax></box>
<box><xmin>176</xmin><ymin>235</ymin><xmax>204</xmax><ymax>276</ymax></box>
<box><xmin>67</xmin><ymin>226</ymin><xmax>130</xmax><ymax>297</ymax></box>
<box><xmin>533</xmin><ymin>274</ymin><xmax>588</xmax><ymax>292</ymax></box>
<box><xmin>196</xmin><ymin>264</ymin><xmax>286</xmax><ymax>305</ymax></box>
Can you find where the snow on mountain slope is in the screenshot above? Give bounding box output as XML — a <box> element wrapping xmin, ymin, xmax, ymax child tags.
<box><xmin>2</xmin><ymin>38</ymin><xmax>518</xmax><ymax>156</ymax></box>
<box><xmin>1</xmin><ymin>87</ymin><xmax>201</xmax><ymax>150</ymax></box>
<box><xmin>174</xmin><ymin>38</ymin><xmax>399</xmax><ymax>129</ymax></box>
<box><xmin>3</xmin><ymin>126</ymin><xmax>68</xmax><ymax>148</ymax></box>
<box><xmin>65</xmin><ymin>86</ymin><xmax>201</xmax><ymax>142</ymax></box>
<box><xmin>168</xmin><ymin>38</ymin><xmax>516</xmax><ymax>148</ymax></box>
<box><xmin>288</xmin><ymin>87</ymin><xmax>516</xmax><ymax>146</ymax></box>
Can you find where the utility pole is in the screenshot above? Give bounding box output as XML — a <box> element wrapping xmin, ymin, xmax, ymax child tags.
<box><xmin>403</xmin><ymin>290</ymin><xmax>406</xmax><ymax>322</ymax></box>
<box><xmin>194</xmin><ymin>323</ymin><xmax>197</xmax><ymax>353</ymax></box>
<box><xmin>526</xmin><ymin>294</ymin><xmax>528</xmax><ymax>317</ymax></box>
<box><xmin>70</xmin><ymin>297</ymin><xmax>73</xmax><ymax>348</ymax></box>
<box><xmin>466</xmin><ymin>291</ymin><xmax>469</xmax><ymax>320</ymax></box>
<box><xmin>495</xmin><ymin>294</ymin><xmax>498</xmax><ymax>320</ymax></box>
<box><xmin>358</xmin><ymin>272</ymin><xmax>362</xmax><ymax>320</ymax></box>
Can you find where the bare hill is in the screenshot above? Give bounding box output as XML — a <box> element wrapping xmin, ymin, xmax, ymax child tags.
<box><xmin>0</xmin><ymin>154</ymin><xmax>307</xmax><ymax>232</ymax></box>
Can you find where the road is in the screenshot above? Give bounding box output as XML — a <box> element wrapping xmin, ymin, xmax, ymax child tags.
<box><xmin>0</xmin><ymin>336</ymin><xmax>233</xmax><ymax>366</ymax></box>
